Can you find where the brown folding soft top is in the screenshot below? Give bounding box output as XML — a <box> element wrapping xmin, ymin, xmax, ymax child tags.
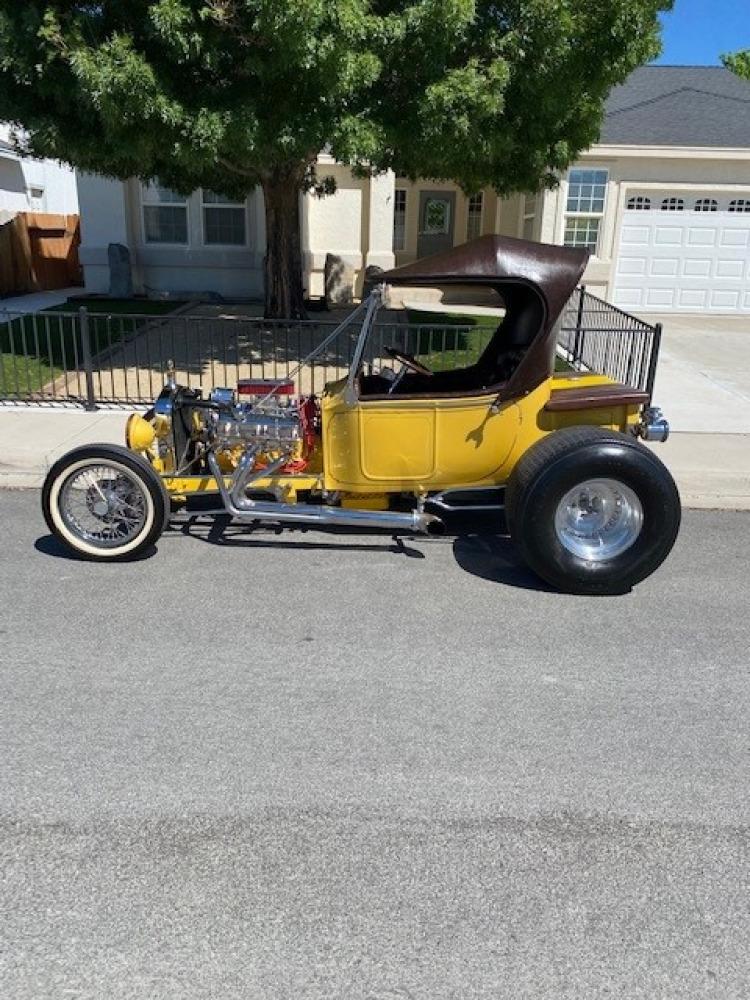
<box><xmin>380</xmin><ymin>235</ymin><xmax>590</xmax><ymax>399</ymax></box>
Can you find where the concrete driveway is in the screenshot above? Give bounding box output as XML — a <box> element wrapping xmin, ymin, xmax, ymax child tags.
<box><xmin>1</xmin><ymin>492</ymin><xmax>749</xmax><ymax>999</ymax></box>
<box><xmin>643</xmin><ymin>314</ymin><xmax>750</xmax><ymax>433</ymax></box>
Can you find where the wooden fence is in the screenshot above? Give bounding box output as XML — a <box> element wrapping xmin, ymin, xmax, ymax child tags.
<box><xmin>0</xmin><ymin>212</ymin><xmax>82</xmax><ymax>297</ymax></box>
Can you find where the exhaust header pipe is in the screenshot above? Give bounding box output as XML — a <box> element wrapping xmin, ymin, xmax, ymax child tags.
<box><xmin>206</xmin><ymin>451</ymin><xmax>441</xmax><ymax>535</ymax></box>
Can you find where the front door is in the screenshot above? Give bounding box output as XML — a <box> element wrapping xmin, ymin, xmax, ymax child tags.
<box><xmin>417</xmin><ymin>190</ymin><xmax>455</xmax><ymax>258</ymax></box>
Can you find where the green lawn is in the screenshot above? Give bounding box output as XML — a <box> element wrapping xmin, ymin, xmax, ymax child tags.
<box><xmin>48</xmin><ymin>297</ymin><xmax>187</xmax><ymax>316</ymax></box>
<box><xmin>406</xmin><ymin>308</ymin><xmax>574</xmax><ymax>374</ymax></box>
<box><xmin>0</xmin><ymin>352</ymin><xmax>61</xmax><ymax>396</ymax></box>
<box><xmin>406</xmin><ymin>309</ymin><xmax>497</xmax><ymax>371</ymax></box>
<box><xmin>0</xmin><ymin>297</ymin><xmax>185</xmax><ymax>396</ymax></box>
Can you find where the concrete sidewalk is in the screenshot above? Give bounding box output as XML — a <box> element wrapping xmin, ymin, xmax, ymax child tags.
<box><xmin>645</xmin><ymin>314</ymin><xmax>750</xmax><ymax>434</ymax></box>
<box><xmin>645</xmin><ymin>433</ymin><xmax>750</xmax><ymax>510</ymax></box>
<box><xmin>0</xmin><ymin>287</ymin><xmax>83</xmax><ymax>315</ymax></box>
<box><xmin>1</xmin><ymin>405</ymin><xmax>748</xmax><ymax>509</ymax></box>
<box><xmin>0</xmin><ymin>408</ymin><xmax>134</xmax><ymax>489</ymax></box>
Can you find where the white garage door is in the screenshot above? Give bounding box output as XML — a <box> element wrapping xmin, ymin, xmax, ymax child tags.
<box><xmin>613</xmin><ymin>194</ymin><xmax>750</xmax><ymax>313</ymax></box>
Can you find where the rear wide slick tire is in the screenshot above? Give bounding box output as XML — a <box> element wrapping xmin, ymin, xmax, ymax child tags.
<box><xmin>42</xmin><ymin>444</ymin><xmax>170</xmax><ymax>561</ymax></box>
<box><xmin>506</xmin><ymin>427</ymin><xmax>681</xmax><ymax>595</ymax></box>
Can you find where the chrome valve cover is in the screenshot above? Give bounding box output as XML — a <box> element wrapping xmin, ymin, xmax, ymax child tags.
<box><xmin>209</xmin><ymin>398</ymin><xmax>300</xmax><ymax>450</ymax></box>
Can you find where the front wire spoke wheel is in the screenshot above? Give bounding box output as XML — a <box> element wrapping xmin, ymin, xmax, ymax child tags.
<box><xmin>42</xmin><ymin>445</ymin><xmax>169</xmax><ymax>561</ymax></box>
<box><xmin>61</xmin><ymin>464</ymin><xmax>149</xmax><ymax>548</ymax></box>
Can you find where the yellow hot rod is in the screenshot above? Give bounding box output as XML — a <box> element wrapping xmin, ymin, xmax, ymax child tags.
<box><xmin>41</xmin><ymin>235</ymin><xmax>680</xmax><ymax>594</ymax></box>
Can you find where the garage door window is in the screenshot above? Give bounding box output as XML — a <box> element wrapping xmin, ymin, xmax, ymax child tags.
<box><xmin>564</xmin><ymin>169</ymin><xmax>608</xmax><ymax>253</ymax></box>
<box><xmin>627</xmin><ymin>196</ymin><xmax>651</xmax><ymax>211</ymax></box>
<box><xmin>729</xmin><ymin>199</ymin><xmax>750</xmax><ymax>213</ymax></box>
<box><xmin>661</xmin><ymin>198</ymin><xmax>685</xmax><ymax>212</ymax></box>
<box><xmin>694</xmin><ymin>198</ymin><xmax>718</xmax><ymax>213</ymax></box>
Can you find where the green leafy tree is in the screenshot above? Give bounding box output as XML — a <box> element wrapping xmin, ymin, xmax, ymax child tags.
<box><xmin>0</xmin><ymin>1</ymin><xmax>670</xmax><ymax>318</ymax></box>
<box><xmin>723</xmin><ymin>50</ymin><xmax>750</xmax><ymax>79</ymax></box>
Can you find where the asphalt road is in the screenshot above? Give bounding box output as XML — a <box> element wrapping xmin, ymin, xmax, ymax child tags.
<box><xmin>1</xmin><ymin>490</ymin><xmax>749</xmax><ymax>999</ymax></box>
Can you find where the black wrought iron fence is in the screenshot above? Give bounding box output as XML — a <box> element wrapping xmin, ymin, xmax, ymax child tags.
<box><xmin>0</xmin><ymin>308</ymin><xmax>496</xmax><ymax>407</ymax></box>
<box><xmin>0</xmin><ymin>288</ymin><xmax>660</xmax><ymax>407</ymax></box>
<box><xmin>558</xmin><ymin>287</ymin><xmax>662</xmax><ymax>399</ymax></box>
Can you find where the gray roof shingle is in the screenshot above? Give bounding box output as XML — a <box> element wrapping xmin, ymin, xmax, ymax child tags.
<box><xmin>601</xmin><ymin>66</ymin><xmax>750</xmax><ymax>147</ymax></box>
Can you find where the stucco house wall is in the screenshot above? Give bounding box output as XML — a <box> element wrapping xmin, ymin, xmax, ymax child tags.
<box><xmin>538</xmin><ymin>147</ymin><xmax>750</xmax><ymax>301</ymax></box>
<box><xmin>78</xmin><ymin>158</ymin><xmax>396</xmax><ymax>299</ymax></box>
<box><xmin>301</xmin><ymin>156</ymin><xmax>396</xmax><ymax>298</ymax></box>
<box><xmin>77</xmin><ymin>173</ymin><xmax>265</xmax><ymax>298</ymax></box>
<box><xmin>81</xmin><ymin>153</ymin><xmax>750</xmax><ymax>306</ymax></box>
<box><xmin>0</xmin><ymin>124</ymin><xmax>78</xmax><ymax>222</ymax></box>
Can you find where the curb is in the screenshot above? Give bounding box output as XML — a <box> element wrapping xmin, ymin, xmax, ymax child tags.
<box><xmin>1</xmin><ymin>473</ymin><xmax>46</xmax><ymax>489</ymax></box>
<box><xmin>3</xmin><ymin>473</ymin><xmax>750</xmax><ymax>512</ymax></box>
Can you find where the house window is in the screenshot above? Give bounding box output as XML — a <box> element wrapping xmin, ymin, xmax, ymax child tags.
<box><xmin>564</xmin><ymin>169</ymin><xmax>608</xmax><ymax>253</ymax></box>
<box><xmin>143</xmin><ymin>184</ymin><xmax>188</xmax><ymax>244</ymax></box>
<box><xmin>564</xmin><ymin>217</ymin><xmax>602</xmax><ymax>251</ymax></box>
<box><xmin>567</xmin><ymin>169</ymin><xmax>608</xmax><ymax>213</ymax></box>
<box><xmin>694</xmin><ymin>198</ymin><xmax>718</xmax><ymax>213</ymax></box>
<box><xmin>522</xmin><ymin>193</ymin><xmax>537</xmax><ymax>240</ymax></box>
<box><xmin>661</xmin><ymin>197</ymin><xmax>685</xmax><ymax>212</ymax></box>
<box><xmin>466</xmin><ymin>193</ymin><xmax>483</xmax><ymax>241</ymax></box>
<box><xmin>393</xmin><ymin>189</ymin><xmax>407</xmax><ymax>251</ymax></box>
<box><xmin>627</xmin><ymin>196</ymin><xmax>651</xmax><ymax>211</ymax></box>
<box><xmin>28</xmin><ymin>186</ymin><xmax>46</xmax><ymax>211</ymax></box>
<box><xmin>729</xmin><ymin>199</ymin><xmax>750</xmax><ymax>213</ymax></box>
<box><xmin>202</xmin><ymin>191</ymin><xmax>246</xmax><ymax>245</ymax></box>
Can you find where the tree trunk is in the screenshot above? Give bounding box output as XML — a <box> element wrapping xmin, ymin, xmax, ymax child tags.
<box><xmin>261</xmin><ymin>168</ymin><xmax>306</xmax><ymax>319</ymax></box>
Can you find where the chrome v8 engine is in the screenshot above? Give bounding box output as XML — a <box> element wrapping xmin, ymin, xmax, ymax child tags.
<box><xmin>206</xmin><ymin>386</ymin><xmax>300</xmax><ymax>452</ymax></box>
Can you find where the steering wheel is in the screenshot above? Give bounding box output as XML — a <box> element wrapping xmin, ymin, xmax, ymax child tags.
<box><xmin>384</xmin><ymin>346</ymin><xmax>433</xmax><ymax>377</ymax></box>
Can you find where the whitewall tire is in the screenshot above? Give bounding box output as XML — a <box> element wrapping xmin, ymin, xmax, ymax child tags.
<box><xmin>42</xmin><ymin>445</ymin><xmax>169</xmax><ymax>561</ymax></box>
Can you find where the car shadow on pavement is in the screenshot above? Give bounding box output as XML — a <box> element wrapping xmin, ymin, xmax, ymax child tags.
<box><xmin>171</xmin><ymin>514</ymin><xmax>427</xmax><ymax>558</ymax></box>
<box><xmin>175</xmin><ymin>515</ymin><xmax>553</xmax><ymax>590</ymax></box>
<box><xmin>452</xmin><ymin>533</ymin><xmax>555</xmax><ymax>592</ymax></box>
<box><xmin>34</xmin><ymin>523</ymin><xmax>550</xmax><ymax>590</ymax></box>
<box><xmin>34</xmin><ymin>534</ymin><xmax>158</xmax><ymax>562</ymax></box>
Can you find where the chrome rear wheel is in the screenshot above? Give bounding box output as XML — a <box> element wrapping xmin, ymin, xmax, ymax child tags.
<box><xmin>506</xmin><ymin>427</ymin><xmax>681</xmax><ymax>595</ymax></box>
<box><xmin>554</xmin><ymin>478</ymin><xmax>643</xmax><ymax>562</ymax></box>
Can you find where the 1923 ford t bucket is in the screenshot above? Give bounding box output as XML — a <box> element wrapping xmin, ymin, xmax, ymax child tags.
<box><xmin>42</xmin><ymin>235</ymin><xmax>680</xmax><ymax>594</ymax></box>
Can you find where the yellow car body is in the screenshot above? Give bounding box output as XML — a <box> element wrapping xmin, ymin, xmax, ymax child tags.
<box><xmin>44</xmin><ymin>235</ymin><xmax>679</xmax><ymax>594</ymax></box>
<box><xmin>138</xmin><ymin>370</ymin><xmax>640</xmax><ymax>505</ymax></box>
<box><xmin>321</xmin><ymin>372</ymin><xmax>640</xmax><ymax>495</ymax></box>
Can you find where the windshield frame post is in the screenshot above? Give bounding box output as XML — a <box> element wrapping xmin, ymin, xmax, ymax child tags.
<box><xmin>344</xmin><ymin>283</ymin><xmax>385</xmax><ymax>404</ymax></box>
